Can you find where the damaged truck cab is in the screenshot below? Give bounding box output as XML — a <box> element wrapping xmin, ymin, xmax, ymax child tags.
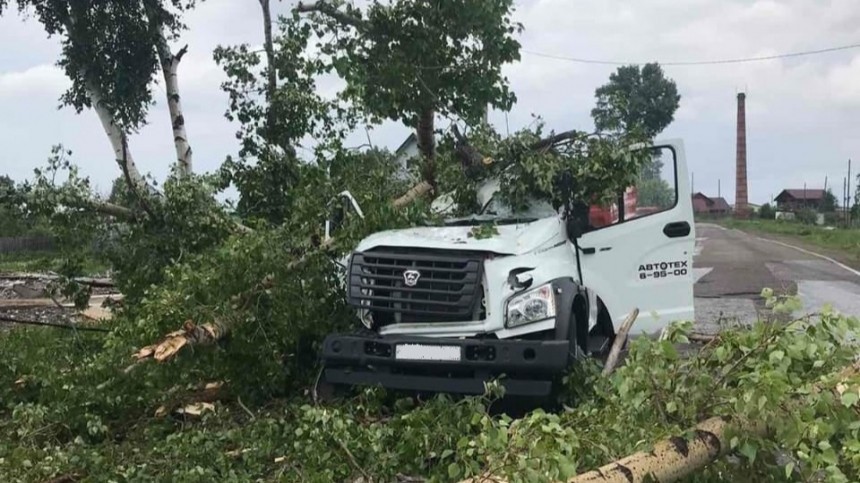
<box><xmin>322</xmin><ymin>140</ymin><xmax>695</xmax><ymax>396</ymax></box>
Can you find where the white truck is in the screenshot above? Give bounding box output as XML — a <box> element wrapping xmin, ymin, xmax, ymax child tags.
<box><xmin>322</xmin><ymin>140</ymin><xmax>694</xmax><ymax>396</ymax></box>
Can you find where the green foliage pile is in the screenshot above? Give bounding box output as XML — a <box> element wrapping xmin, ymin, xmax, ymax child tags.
<box><xmin>2</xmin><ymin>296</ymin><xmax>858</xmax><ymax>481</ymax></box>
<box><xmin>436</xmin><ymin>124</ymin><xmax>651</xmax><ymax>217</ymax></box>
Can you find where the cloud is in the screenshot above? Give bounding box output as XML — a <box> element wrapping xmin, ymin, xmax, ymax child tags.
<box><xmin>0</xmin><ymin>64</ymin><xmax>68</xmax><ymax>99</ymax></box>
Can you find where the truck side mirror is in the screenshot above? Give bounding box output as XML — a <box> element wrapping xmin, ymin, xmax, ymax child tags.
<box><xmin>565</xmin><ymin>203</ymin><xmax>590</xmax><ymax>240</ymax></box>
<box><xmin>325</xmin><ymin>190</ymin><xmax>366</xmax><ymax>241</ymax></box>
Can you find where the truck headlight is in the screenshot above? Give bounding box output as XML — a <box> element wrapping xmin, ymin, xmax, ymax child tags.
<box><xmin>505</xmin><ymin>283</ymin><xmax>556</xmax><ymax>328</ymax></box>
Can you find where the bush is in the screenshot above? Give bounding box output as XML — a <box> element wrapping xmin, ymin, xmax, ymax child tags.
<box><xmin>758</xmin><ymin>203</ymin><xmax>774</xmax><ymax>220</ymax></box>
<box><xmin>796</xmin><ymin>207</ymin><xmax>819</xmax><ymax>225</ymax></box>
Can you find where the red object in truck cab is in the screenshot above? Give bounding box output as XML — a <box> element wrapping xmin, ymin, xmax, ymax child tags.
<box><xmin>588</xmin><ymin>187</ymin><xmax>638</xmax><ymax>228</ymax></box>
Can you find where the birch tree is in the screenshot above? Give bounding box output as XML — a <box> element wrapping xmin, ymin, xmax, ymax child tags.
<box><xmin>0</xmin><ymin>0</ymin><xmax>196</xmax><ymax>194</ymax></box>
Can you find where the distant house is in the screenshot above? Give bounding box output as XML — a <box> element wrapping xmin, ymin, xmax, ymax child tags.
<box><xmin>774</xmin><ymin>189</ymin><xmax>825</xmax><ymax>212</ymax></box>
<box><xmin>691</xmin><ymin>192</ymin><xmax>731</xmax><ymax>216</ymax></box>
<box><xmin>393</xmin><ymin>133</ymin><xmax>419</xmax><ymax>175</ymax></box>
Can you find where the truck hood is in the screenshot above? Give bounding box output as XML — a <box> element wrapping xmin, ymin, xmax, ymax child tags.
<box><xmin>354</xmin><ymin>216</ymin><xmax>566</xmax><ymax>255</ymax></box>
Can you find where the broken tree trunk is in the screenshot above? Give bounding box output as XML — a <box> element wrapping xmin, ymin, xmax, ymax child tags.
<box><xmin>134</xmin><ymin>319</ymin><xmax>229</xmax><ymax>363</ymax></box>
<box><xmin>601</xmin><ymin>308</ymin><xmax>639</xmax><ymax>376</ymax></box>
<box><xmin>571</xmin><ymin>359</ymin><xmax>860</xmax><ymax>482</ymax></box>
<box><xmin>392</xmin><ymin>181</ymin><xmax>433</xmax><ymax>208</ymax></box>
<box><xmin>569</xmin><ymin>416</ymin><xmax>754</xmax><ymax>483</ymax></box>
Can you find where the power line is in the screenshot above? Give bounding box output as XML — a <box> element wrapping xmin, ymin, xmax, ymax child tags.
<box><xmin>522</xmin><ymin>41</ymin><xmax>860</xmax><ymax>66</ymax></box>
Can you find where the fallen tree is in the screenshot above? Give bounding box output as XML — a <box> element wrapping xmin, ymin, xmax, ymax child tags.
<box><xmin>3</xmin><ymin>289</ymin><xmax>860</xmax><ymax>481</ymax></box>
<box><xmin>131</xmin><ymin>177</ymin><xmax>431</xmax><ymax>364</ymax></box>
<box><xmin>571</xmin><ymin>357</ymin><xmax>860</xmax><ymax>483</ymax></box>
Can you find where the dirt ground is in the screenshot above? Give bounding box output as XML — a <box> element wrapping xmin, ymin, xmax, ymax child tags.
<box><xmin>0</xmin><ymin>273</ymin><xmax>118</xmax><ymax>330</ymax></box>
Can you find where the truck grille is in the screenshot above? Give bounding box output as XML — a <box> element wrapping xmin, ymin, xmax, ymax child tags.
<box><xmin>348</xmin><ymin>247</ymin><xmax>484</xmax><ymax>324</ymax></box>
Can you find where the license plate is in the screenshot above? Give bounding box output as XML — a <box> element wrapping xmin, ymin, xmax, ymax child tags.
<box><xmin>395</xmin><ymin>344</ymin><xmax>461</xmax><ymax>361</ymax></box>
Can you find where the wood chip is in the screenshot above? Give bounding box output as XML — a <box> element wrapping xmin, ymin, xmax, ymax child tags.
<box><xmin>178</xmin><ymin>402</ymin><xmax>215</xmax><ymax>416</ymax></box>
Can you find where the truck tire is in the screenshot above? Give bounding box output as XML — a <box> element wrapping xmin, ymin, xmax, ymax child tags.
<box><xmin>567</xmin><ymin>311</ymin><xmax>587</xmax><ymax>365</ymax></box>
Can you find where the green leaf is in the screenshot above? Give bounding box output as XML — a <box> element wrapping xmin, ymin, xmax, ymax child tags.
<box><xmin>739</xmin><ymin>441</ymin><xmax>757</xmax><ymax>462</ymax></box>
<box><xmin>784</xmin><ymin>462</ymin><xmax>795</xmax><ymax>479</ymax></box>
<box><xmin>841</xmin><ymin>391</ymin><xmax>859</xmax><ymax>408</ymax></box>
<box><xmin>448</xmin><ymin>463</ymin><xmax>460</xmax><ymax>479</ymax></box>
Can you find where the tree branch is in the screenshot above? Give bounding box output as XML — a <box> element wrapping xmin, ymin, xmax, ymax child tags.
<box><xmin>120</xmin><ymin>133</ymin><xmax>155</xmax><ymax>217</ymax></box>
<box><xmin>529</xmin><ymin>129</ymin><xmax>582</xmax><ymax>151</ymax></box>
<box><xmin>295</xmin><ymin>1</ymin><xmax>366</xmax><ymax>29</ymax></box>
<box><xmin>86</xmin><ymin>199</ymin><xmax>137</xmax><ymax>219</ymax></box>
<box><xmin>392</xmin><ymin>181</ymin><xmax>433</xmax><ymax>209</ymax></box>
<box><xmin>453</xmin><ymin>124</ymin><xmax>492</xmax><ymax>175</ymax></box>
<box><xmin>602</xmin><ymin>308</ymin><xmax>638</xmax><ymax>376</ymax></box>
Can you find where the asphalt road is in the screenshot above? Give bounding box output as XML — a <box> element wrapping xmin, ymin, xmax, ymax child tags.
<box><xmin>694</xmin><ymin>223</ymin><xmax>860</xmax><ymax>332</ymax></box>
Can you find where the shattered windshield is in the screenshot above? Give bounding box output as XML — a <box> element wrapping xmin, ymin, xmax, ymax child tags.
<box><xmin>444</xmin><ymin>195</ymin><xmax>558</xmax><ymax>226</ymax></box>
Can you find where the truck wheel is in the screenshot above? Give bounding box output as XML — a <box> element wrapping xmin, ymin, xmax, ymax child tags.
<box><xmin>568</xmin><ymin>295</ymin><xmax>590</xmax><ymax>364</ymax></box>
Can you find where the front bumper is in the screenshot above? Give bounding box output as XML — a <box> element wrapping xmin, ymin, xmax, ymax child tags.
<box><xmin>321</xmin><ymin>333</ymin><xmax>569</xmax><ymax>396</ymax></box>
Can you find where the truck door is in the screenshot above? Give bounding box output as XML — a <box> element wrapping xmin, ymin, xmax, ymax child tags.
<box><xmin>577</xmin><ymin>140</ymin><xmax>695</xmax><ymax>335</ymax></box>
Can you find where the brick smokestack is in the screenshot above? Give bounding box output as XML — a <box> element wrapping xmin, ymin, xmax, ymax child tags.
<box><xmin>735</xmin><ymin>92</ymin><xmax>749</xmax><ymax>217</ymax></box>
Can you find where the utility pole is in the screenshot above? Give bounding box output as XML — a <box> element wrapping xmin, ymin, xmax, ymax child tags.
<box><xmin>848</xmin><ymin>159</ymin><xmax>853</xmax><ymax>225</ymax></box>
<box><xmin>718</xmin><ymin>179</ymin><xmax>721</xmax><ymax>198</ymax></box>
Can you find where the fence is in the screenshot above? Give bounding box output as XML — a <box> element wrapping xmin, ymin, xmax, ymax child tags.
<box><xmin>0</xmin><ymin>236</ymin><xmax>54</xmax><ymax>254</ymax></box>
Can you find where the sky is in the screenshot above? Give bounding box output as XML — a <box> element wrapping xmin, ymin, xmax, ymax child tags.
<box><xmin>1</xmin><ymin>0</ymin><xmax>859</xmax><ymax>206</ymax></box>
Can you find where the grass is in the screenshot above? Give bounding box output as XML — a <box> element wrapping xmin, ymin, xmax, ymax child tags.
<box><xmin>719</xmin><ymin>218</ymin><xmax>860</xmax><ymax>267</ymax></box>
<box><xmin>0</xmin><ymin>251</ymin><xmax>110</xmax><ymax>275</ymax></box>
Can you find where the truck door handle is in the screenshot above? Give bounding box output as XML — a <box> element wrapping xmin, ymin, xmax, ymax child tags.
<box><xmin>663</xmin><ymin>221</ymin><xmax>691</xmax><ymax>238</ymax></box>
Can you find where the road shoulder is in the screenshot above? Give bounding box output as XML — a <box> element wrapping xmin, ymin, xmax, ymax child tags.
<box><xmin>717</xmin><ymin>224</ymin><xmax>860</xmax><ymax>272</ymax></box>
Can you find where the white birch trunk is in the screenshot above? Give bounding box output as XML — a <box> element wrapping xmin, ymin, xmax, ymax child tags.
<box><xmin>159</xmin><ymin>44</ymin><xmax>193</xmax><ymax>174</ymax></box>
<box><xmin>144</xmin><ymin>1</ymin><xmax>193</xmax><ymax>175</ymax></box>
<box><xmin>86</xmin><ymin>79</ymin><xmax>150</xmax><ymax>196</ymax></box>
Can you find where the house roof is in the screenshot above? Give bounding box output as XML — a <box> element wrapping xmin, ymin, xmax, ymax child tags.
<box><xmin>710</xmin><ymin>197</ymin><xmax>731</xmax><ymax>211</ymax></box>
<box><xmin>394</xmin><ymin>133</ymin><xmax>417</xmax><ymax>155</ymax></box>
<box><xmin>776</xmin><ymin>189</ymin><xmax>826</xmax><ymax>201</ymax></box>
<box><xmin>691</xmin><ymin>192</ymin><xmax>731</xmax><ymax>212</ymax></box>
<box><xmin>692</xmin><ymin>196</ymin><xmax>710</xmax><ymax>213</ymax></box>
